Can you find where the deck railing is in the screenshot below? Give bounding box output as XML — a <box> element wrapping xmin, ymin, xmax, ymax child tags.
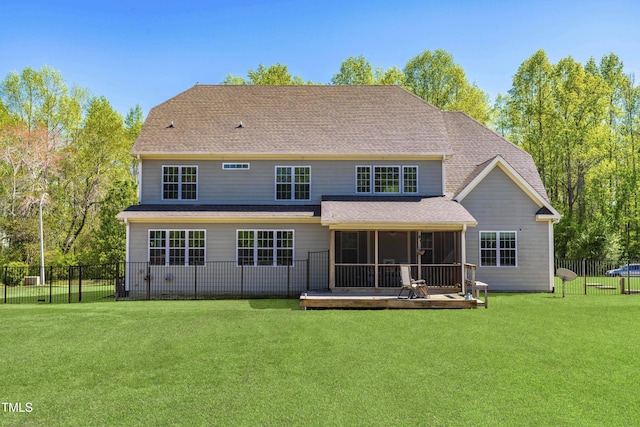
<box><xmin>464</xmin><ymin>263</ymin><xmax>476</xmax><ymax>293</ymax></box>
<box><xmin>335</xmin><ymin>263</ymin><xmax>464</xmax><ymax>288</ymax></box>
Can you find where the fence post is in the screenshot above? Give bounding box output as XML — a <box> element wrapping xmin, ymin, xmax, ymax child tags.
<box><xmin>582</xmin><ymin>259</ymin><xmax>587</xmax><ymax>295</ymax></box>
<box><xmin>68</xmin><ymin>266</ymin><xmax>72</xmax><ymax>304</ymax></box>
<box><xmin>194</xmin><ymin>265</ymin><xmax>198</xmax><ymax>300</ymax></box>
<box><xmin>626</xmin><ymin>258</ymin><xmax>631</xmax><ymax>294</ymax></box>
<box><xmin>327</xmin><ymin>250</ymin><xmax>330</xmax><ymax>288</ymax></box>
<box><xmin>146</xmin><ymin>263</ymin><xmax>151</xmax><ymax>300</ymax></box>
<box><xmin>306</xmin><ymin>254</ymin><xmax>310</xmax><ymax>291</ymax></box>
<box><xmin>48</xmin><ymin>266</ymin><xmax>53</xmax><ymax>303</ymax></box>
<box><xmin>115</xmin><ymin>262</ymin><xmax>120</xmax><ymax>301</ymax></box>
<box><xmin>78</xmin><ymin>266</ymin><xmax>83</xmax><ymax>302</ymax></box>
<box><xmin>240</xmin><ymin>265</ymin><xmax>244</xmax><ymax>298</ymax></box>
<box><xmin>3</xmin><ymin>266</ymin><xmax>6</xmax><ymax>304</ymax></box>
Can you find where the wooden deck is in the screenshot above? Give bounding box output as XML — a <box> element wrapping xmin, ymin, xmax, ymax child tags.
<box><xmin>300</xmin><ymin>291</ymin><xmax>484</xmax><ymax>309</ymax></box>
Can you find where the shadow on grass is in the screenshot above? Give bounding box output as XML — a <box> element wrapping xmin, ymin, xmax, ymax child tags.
<box><xmin>248</xmin><ymin>299</ymin><xmax>300</xmax><ymax>310</ymax></box>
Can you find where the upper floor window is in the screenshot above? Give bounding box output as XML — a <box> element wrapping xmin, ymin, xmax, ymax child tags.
<box><xmin>222</xmin><ymin>163</ymin><xmax>250</xmax><ymax>170</ymax></box>
<box><xmin>236</xmin><ymin>230</ymin><xmax>294</xmax><ymax>266</ymax></box>
<box><xmin>149</xmin><ymin>229</ymin><xmax>205</xmax><ymax>266</ymax></box>
<box><xmin>356</xmin><ymin>165</ymin><xmax>418</xmax><ymax>194</ymax></box>
<box><xmin>275</xmin><ymin>166</ymin><xmax>310</xmax><ymax>200</ymax></box>
<box><xmin>480</xmin><ymin>231</ymin><xmax>517</xmax><ymax>267</ymax></box>
<box><xmin>163</xmin><ymin>166</ymin><xmax>197</xmax><ymax>200</ymax></box>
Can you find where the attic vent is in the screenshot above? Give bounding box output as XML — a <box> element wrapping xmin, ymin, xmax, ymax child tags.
<box><xmin>167</xmin><ymin>121</ymin><xmax>174</xmax><ymax>128</ymax></box>
<box><xmin>236</xmin><ymin>121</ymin><xmax>243</xmax><ymax>128</ymax></box>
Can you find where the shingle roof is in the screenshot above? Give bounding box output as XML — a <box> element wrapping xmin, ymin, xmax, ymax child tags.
<box><xmin>321</xmin><ymin>196</ymin><xmax>477</xmax><ymax>227</ymax></box>
<box><xmin>442</xmin><ymin>112</ymin><xmax>550</xmax><ymax>201</ymax></box>
<box><xmin>132</xmin><ymin>85</ymin><xmax>452</xmax><ymax>157</ymax></box>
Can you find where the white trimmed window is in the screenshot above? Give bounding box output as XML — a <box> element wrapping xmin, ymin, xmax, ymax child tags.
<box><xmin>148</xmin><ymin>229</ymin><xmax>205</xmax><ymax>266</ymax></box>
<box><xmin>402</xmin><ymin>166</ymin><xmax>418</xmax><ymax>193</ymax></box>
<box><xmin>222</xmin><ymin>163</ymin><xmax>250</xmax><ymax>170</ymax></box>
<box><xmin>356</xmin><ymin>166</ymin><xmax>371</xmax><ymax>193</ymax></box>
<box><xmin>275</xmin><ymin>166</ymin><xmax>310</xmax><ymax>200</ymax></box>
<box><xmin>356</xmin><ymin>165</ymin><xmax>418</xmax><ymax>194</ymax></box>
<box><xmin>162</xmin><ymin>166</ymin><xmax>198</xmax><ymax>200</ymax></box>
<box><xmin>480</xmin><ymin>231</ymin><xmax>517</xmax><ymax>267</ymax></box>
<box><xmin>236</xmin><ymin>230</ymin><xmax>294</xmax><ymax>266</ymax></box>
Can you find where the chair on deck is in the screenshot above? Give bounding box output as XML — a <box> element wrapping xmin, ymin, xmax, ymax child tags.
<box><xmin>398</xmin><ymin>265</ymin><xmax>430</xmax><ymax>299</ymax></box>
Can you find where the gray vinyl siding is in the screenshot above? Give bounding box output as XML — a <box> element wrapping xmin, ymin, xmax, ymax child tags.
<box><xmin>140</xmin><ymin>159</ymin><xmax>443</xmax><ymax>204</ymax></box>
<box><xmin>461</xmin><ymin>168</ymin><xmax>552</xmax><ymax>291</ymax></box>
<box><xmin>126</xmin><ymin>221</ymin><xmax>329</xmax><ymax>296</ymax></box>
<box><xmin>128</xmin><ymin>222</ymin><xmax>329</xmax><ymax>264</ymax></box>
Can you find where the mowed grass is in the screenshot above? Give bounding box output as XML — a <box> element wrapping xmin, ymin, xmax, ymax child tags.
<box><xmin>1</xmin><ymin>294</ymin><xmax>639</xmax><ymax>426</ymax></box>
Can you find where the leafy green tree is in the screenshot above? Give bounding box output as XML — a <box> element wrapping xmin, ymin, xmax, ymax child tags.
<box><xmin>80</xmin><ymin>179</ymin><xmax>138</xmax><ymax>264</ymax></box>
<box><xmin>404</xmin><ymin>49</ymin><xmax>491</xmax><ymax>123</ymax></box>
<box><xmin>54</xmin><ymin>96</ymin><xmax>130</xmax><ymax>255</ymax></box>
<box><xmin>248</xmin><ymin>63</ymin><xmax>302</xmax><ymax>85</ymax></box>
<box><xmin>0</xmin><ymin>66</ymin><xmax>85</xmax><ymax>263</ymax></box>
<box><xmin>0</xmin><ymin>65</ymin><xmax>84</xmax><ymax>135</ymax></box>
<box><xmin>222</xmin><ymin>63</ymin><xmax>310</xmax><ymax>85</ymax></box>
<box><xmin>332</xmin><ymin>56</ymin><xmax>406</xmax><ymax>86</ymax></box>
<box><xmin>0</xmin><ymin>67</ymin><xmax>139</xmax><ymax>264</ymax></box>
<box><xmin>125</xmin><ymin>105</ymin><xmax>144</xmax><ymax>141</ymax></box>
<box><xmin>374</xmin><ymin>65</ymin><xmax>406</xmax><ymax>86</ymax></box>
<box><xmin>331</xmin><ymin>55</ymin><xmax>374</xmax><ymax>85</ymax></box>
<box><xmin>495</xmin><ymin>50</ymin><xmax>639</xmax><ymax>259</ymax></box>
<box><xmin>221</xmin><ymin>74</ymin><xmax>247</xmax><ymax>85</ymax></box>
<box><xmin>506</xmin><ymin>50</ymin><xmax>558</xmax><ymax>197</ymax></box>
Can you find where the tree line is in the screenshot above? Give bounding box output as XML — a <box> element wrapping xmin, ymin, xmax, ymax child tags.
<box><xmin>0</xmin><ymin>66</ymin><xmax>141</xmax><ymax>267</ymax></box>
<box><xmin>1</xmin><ymin>48</ymin><xmax>638</xmax><ymax>266</ymax></box>
<box><xmin>494</xmin><ymin>50</ymin><xmax>640</xmax><ymax>259</ymax></box>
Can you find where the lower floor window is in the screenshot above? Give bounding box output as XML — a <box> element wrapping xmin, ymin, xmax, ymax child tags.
<box><xmin>149</xmin><ymin>229</ymin><xmax>205</xmax><ymax>266</ymax></box>
<box><xmin>237</xmin><ymin>230</ymin><xmax>294</xmax><ymax>266</ymax></box>
<box><xmin>480</xmin><ymin>231</ymin><xmax>517</xmax><ymax>267</ymax></box>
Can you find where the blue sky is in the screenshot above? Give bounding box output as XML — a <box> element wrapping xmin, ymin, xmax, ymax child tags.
<box><xmin>2</xmin><ymin>0</ymin><xmax>639</xmax><ymax>116</ymax></box>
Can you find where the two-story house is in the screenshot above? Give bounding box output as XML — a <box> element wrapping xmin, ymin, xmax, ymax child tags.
<box><xmin>117</xmin><ymin>85</ymin><xmax>560</xmax><ymax>298</ymax></box>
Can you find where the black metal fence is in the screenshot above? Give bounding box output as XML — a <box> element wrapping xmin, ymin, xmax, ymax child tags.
<box><xmin>1</xmin><ymin>263</ymin><xmax>124</xmax><ymax>304</ymax></box>
<box><xmin>5</xmin><ymin>256</ymin><xmax>636</xmax><ymax>303</ymax></box>
<box><xmin>124</xmin><ymin>252</ymin><xmax>329</xmax><ymax>300</ymax></box>
<box><xmin>555</xmin><ymin>259</ymin><xmax>640</xmax><ymax>295</ymax></box>
<box><xmin>1</xmin><ymin>251</ymin><xmax>330</xmax><ymax>303</ymax></box>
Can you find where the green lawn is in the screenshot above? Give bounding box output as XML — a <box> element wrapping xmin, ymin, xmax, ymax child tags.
<box><xmin>1</xmin><ymin>294</ymin><xmax>639</xmax><ymax>426</ymax></box>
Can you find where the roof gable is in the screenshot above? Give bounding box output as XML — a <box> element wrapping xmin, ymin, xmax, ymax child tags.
<box><xmin>453</xmin><ymin>155</ymin><xmax>561</xmax><ymax>219</ymax></box>
<box><xmin>442</xmin><ymin>111</ymin><xmax>551</xmax><ymax>203</ymax></box>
